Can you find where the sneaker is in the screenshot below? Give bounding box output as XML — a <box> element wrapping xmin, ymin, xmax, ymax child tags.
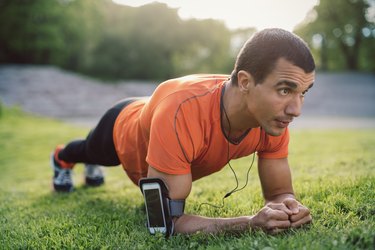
<box><xmin>51</xmin><ymin>146</ymin><xmax>75</xmax><ymax>192</ymax></box>
<box><xmin>84</xmin><ymin>164</ymin><xmax>104</xmax><ymax>187</ymax></box>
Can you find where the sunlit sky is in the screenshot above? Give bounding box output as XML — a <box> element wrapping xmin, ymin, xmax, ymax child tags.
<box><xmin>113</xmin><ymin>0</ymin><xmax>319</xmax><ymax>31</ymax></box>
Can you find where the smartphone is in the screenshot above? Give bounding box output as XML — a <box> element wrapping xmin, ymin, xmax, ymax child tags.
<box><xmin>142</xmin><ymin>183</ymin><xmax>167</xmax><ymax>234</ymax></box>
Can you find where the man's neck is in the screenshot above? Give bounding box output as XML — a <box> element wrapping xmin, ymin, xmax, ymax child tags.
<box><xmin>221</xmin><ymin>81</ymin><xmax>259</xmax><ymax>139</ymax></box>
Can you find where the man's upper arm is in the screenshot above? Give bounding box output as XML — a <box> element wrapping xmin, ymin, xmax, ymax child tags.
<box><xmin>147</xmin><ymin>165</ymin><xmax>192</xmax><ymax>199</ymax></box>
<box><xmin>257</xmin><ymin>158</ymin><xmax>295</xmax><ymax>202</ymax></box>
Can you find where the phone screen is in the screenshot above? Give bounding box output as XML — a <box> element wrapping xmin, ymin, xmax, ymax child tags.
<box><xmin>144</xmin><ymin>189</ymin><xmax>165</xmax><ymax>227</ymax></box>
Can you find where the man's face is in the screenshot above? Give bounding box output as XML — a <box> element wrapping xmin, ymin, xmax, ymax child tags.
<box><xmin>246</xmin><ymin>58</ymin><xmax>315</xmax><ymax>136</ymax></box>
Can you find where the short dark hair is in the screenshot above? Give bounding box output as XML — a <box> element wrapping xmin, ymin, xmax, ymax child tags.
<box><xmin>231</xmin><ymin>28</ymin><xmax>315</xmax><ymax>85</ymax></box>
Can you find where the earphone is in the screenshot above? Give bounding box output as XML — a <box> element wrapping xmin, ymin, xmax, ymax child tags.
<box><xmin>197</xmin><ymin>102</ymin><xmax>262</xmax><ymax>210</ymax></box>
<box><xmin>171</xmin><ymin>80</ymin><xmax>263</xmax><ymax>211</ymax></box>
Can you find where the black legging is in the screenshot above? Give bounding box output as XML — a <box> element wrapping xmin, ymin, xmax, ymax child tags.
<box><xmin>58</xmin><ymin>98</ymin><xmax>140</xmax><ymax>166</ymax></box>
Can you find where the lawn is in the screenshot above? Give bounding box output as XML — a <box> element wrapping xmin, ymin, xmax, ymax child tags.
<box><xmin>0</xmin><ymin>107</ymin><xmax>374</xmax><ymax>249</ymax></box>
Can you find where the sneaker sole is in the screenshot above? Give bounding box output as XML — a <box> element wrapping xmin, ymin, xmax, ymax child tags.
<box><xmin>53</xmin><ymin>183</ymin><xmax>74</xmax><ymax>192</ymax></box>
<box><xmin>85</xmin><ymin>177</ymin><xmax>104</xmax><ymax>187</ymax></box>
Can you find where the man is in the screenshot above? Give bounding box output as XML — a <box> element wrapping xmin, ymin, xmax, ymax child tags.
<box><xmin>51</xmin><ymin>28</ymin><xmax>315</xmax><ymax>234</ymax></box>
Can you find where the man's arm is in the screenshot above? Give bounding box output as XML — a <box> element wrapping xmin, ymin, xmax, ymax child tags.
<box><xmin>147</xmin><ymin>166</ymin><xmax>292</xmax><ymax>234</ymax></box>
<box><xmin>258</xmin><ymin>157</ymin><xmax>312</xmax><ymax>229</ymax></box>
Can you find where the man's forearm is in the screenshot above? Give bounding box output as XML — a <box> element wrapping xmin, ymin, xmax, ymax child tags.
<box><xmin>174</xmin><ymin>214</ymin><xmax>253</xmax><ymax>234</ymax></box>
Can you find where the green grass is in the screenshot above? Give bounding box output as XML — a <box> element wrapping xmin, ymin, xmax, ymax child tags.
<box><xmin>0</xmin><ymin>107</ymin><xmax>374</xmax><ymax>249</ymax></box>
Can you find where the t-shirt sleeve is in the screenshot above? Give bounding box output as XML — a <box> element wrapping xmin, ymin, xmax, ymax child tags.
<box><xmin>257</xmin><ymin>128</ymin><xmax>289</xmax><ymax>159</ymax></box>
<box><xmin>146</xmin><ymin>98</ymin><xmax>202</xmax><ymax>175</ymax></box>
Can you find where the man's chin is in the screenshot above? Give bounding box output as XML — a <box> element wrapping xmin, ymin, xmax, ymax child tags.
<box><xmin>262</xmin><ymin>126</ymin><xmax>285</xmax><ymax>137</ymax></box>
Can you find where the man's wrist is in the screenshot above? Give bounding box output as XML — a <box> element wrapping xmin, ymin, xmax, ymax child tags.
<box><xmin>248</xmin><ymin>215</ymin><xmax>256</xmax><ymax>230</ymax></box>
<box><xmin>266</xmin><ymin>193</ymin><xmax>295</xmax><ymax>204</ymax></box>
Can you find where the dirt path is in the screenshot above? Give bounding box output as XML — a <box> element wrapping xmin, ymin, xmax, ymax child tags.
<box><xmin>0</xmin><ymin>65</ymin><xmax>157</xmax><ymax>126</ymax></box>
<box><xmin>1</xmin><ymin>65</ymin><xmax>375</xmax><ymax>128</ymax></box>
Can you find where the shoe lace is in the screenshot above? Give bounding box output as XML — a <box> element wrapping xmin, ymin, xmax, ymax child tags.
<box><xmin>57</xmin><ymin>169</ymin><xmax>72</xmax><ymax>184</ymax></box>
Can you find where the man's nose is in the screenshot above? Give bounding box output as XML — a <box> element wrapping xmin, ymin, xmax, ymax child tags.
<box><xmin>285</xmin><ymin>95</ymin><xmax>302</xmax><ymax>117</ymax></box>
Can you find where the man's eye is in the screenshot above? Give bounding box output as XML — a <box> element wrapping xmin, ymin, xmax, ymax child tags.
<box><xmin>301</xmin><ymin>89</ymin><xmax>309</xmax><ymax>97</ymax></box>
<box><xmin>279</xmin><ymin>88</ymin><xmax>290</xmax><ymax>96</ymax></box>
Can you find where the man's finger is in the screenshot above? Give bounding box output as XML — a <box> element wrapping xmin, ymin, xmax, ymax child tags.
<box><xmin>289</xmin><ymin>205</ymin><xmax>310</xmax><ymax>222</ymax></box>
<box><xmin>268</xmin><ymin>227</ymin><xmax>287</xmax><ymax>235</ymax></box>
<box><xmin>291</xmin><ymin>214</ymin><xmax>312</xmax><ymax>228</ymax></box>
<box><xmin>283</xmin><ymin>198</ymin><xmax>299</xmax><ymax>214</ymax></box>
<box><xmin>264</xmin><ymin>218</ymin><xmax>291</xmax><ymax>232</ymax></box>
<box><xmin>270</xmin><ymin>209</ymin><xmax>291</xmax><ymax>221</ymax></box>
<box><xmin>267</xmin><ymin>203</ymin><xmax>293</xmax><ymax>216</ymax></box>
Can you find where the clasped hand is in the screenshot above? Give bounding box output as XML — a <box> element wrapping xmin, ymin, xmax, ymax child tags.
<box><xmin>252</xmin><ymin>198</ymin><xmax>312</xmax><ymax>234</ymax></box>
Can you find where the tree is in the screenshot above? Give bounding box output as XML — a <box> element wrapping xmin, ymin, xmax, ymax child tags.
<box><xmin>172</xmin><ymin>18</ymin><xmax>232</xmax><ymax>76</ymax></box>
<box><xmin>0</xmin><ymin>0</ymin><xmax>99</xmax><ymax>70</ymax></box>
<box><xmin>0</xmin><ymin>0</ymin><xmax>239</xmax><ymax>80</ymax></box>
<box><xmin>0</xmin><ymin>0</ymin><xmax>66</xmax><ymax>64</ymax></box>
<box><xmin>295</xmin><ymin>0</ymin><xmax>375</xmax><ymax>71</ymax></box>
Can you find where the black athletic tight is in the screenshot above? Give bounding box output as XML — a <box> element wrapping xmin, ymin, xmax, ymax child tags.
<box><xmin>58</xmin><ymin>98</ymin><xmax>139</xmax><ymax>166</ymax></box>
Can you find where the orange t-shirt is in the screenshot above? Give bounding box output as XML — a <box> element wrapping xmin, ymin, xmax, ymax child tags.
<box><xmin>113</xmin><ymin>74</ymin><xmax>289</xmax><ymax>185</ymax></box>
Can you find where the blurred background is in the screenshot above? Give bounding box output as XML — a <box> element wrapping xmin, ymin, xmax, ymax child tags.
<box><xmin>0</xmin><ymin>0</ymin><xmax>374</xmax><ymax>127</ymax></box>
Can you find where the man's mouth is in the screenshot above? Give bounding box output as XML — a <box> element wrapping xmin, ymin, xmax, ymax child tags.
<box><xmin>275</xmin><ymin>119</ymin><xmax>293</xmax><ymax>128</ymax></box>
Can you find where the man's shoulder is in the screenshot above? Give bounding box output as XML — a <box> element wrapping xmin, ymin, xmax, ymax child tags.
<box><xmin>161</xmin><ymin>74</ymin><xmax>229</xmax><ymax>86</ymax></box>
<box><xmin>180</xmin><ymin>74</ymin><xmax>230</xmax><ymax>80</ymax></box>
<box><xmin>154</xmin><ymin>74</ymin><xmax>228</xmax><ymax>99</ymax></box>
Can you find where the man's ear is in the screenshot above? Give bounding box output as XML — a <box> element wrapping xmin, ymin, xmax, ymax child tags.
<box><xmin>237</xmin><ymin>70</ymin><xmax>255</xmax><ymax>93</ymax></box>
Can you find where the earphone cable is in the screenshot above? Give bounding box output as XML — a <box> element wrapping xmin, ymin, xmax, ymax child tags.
<box><xmin>199</xmin><ymin>89</ymin><xmax>262</xmax><ymax>210</ymax></box>
<box><xmin>221</xmin><ymin>102</ymin><xmax>262</xmax><ymax>197</ymax></box>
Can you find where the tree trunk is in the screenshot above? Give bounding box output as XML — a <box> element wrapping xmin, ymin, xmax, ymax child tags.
<box><xmin>347</xmin><ymin>54</ymin><xmax>358</xmax><ymax>70</ymax></box>
<box><xmin>341</xmin><ymin>30</ymin><xmax>362</xmax><ymax>71</ymax></box>
<box><xmin>321</xmin><ymin>35</ymin><xmax>328</xmax><ymax>71</ymax></box>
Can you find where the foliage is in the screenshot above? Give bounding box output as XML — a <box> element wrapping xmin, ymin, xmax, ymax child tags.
<box><xmin>0</xmin><ymin>0</ymin><xmax>98</xmax><ymax>71</ymax></box>
<box><xmin>294</xmin><ymin>0</ymin><xmax>375</xmax><ymax>71</ymax></box>
<box><xmin>1</xmin><ymin>0</ymin><xmax>374</xmax><ymax>78</ymax></box>
<box><xmin>0</xmin><ymin>0</ymin><xmax>239</xmax><ymax>80</ymax></box>
<box><xmin>0</xmin><ymin>107</ymin><xmax>374</xmax><ymax>249</ymax></box>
